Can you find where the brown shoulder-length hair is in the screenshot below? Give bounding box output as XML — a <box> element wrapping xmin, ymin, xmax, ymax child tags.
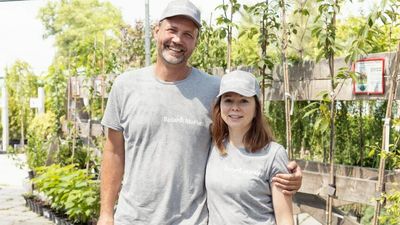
<box><xmin>210</xmin><ymin>95</ymin><xmax>274</xmax><ymax>155</ymax></box>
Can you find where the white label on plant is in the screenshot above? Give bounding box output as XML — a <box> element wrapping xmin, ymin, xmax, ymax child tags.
<box><xmin>30</xmin><ymin>98</ymin><xmax>40</xmax><ymax>108</ymax></box>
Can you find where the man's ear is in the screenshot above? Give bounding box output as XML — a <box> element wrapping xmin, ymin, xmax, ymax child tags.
<box><xmin>154</xmin><ymin>24</ymin><xmax>160</xmax><ymax>40</ymax></box>
<box><xmin>194</xmin><ymin>29</ymin><xmax>200</xmax><ymax>47</ymax></box>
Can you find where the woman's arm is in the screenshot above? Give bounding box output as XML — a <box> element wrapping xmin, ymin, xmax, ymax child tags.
<box><xmin>272</xmin><ymin>181</ymin><xmax>294</xmax><ymax>225</ymax></box>
<box><xmin>272</xmin><ymin>161</ymin><xmax>302</xmax><ymax>195</ymax></box>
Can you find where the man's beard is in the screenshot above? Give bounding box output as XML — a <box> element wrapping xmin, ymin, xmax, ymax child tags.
<box><xmin>160</xmin><ymin>43</ymin><xmax>186</xmax><ymax>65</ymax></box>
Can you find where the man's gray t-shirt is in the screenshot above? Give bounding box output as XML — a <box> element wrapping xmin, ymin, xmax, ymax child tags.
<box><xmin>205</xmin><ymin>141</ymin><xmax>289</xmax><ymax>225</ymax></box>
<box><xmin>101</xmin><ymin>65</ymin><xmax>220</xmax><ymax>225</ymax></box>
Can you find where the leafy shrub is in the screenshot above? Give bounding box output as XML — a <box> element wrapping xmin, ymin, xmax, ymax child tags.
<box><xmin>26</xmin><ymin>112</ymin><xmax>57</xmax><ymax>170</ymax></box>
<box><xmin>380</xmin><ymin>190</ymin><xmax>400</xmax><ymax>225</ymax></box>
<box><xmin>379</xmin><ymin>147</ymin><xmax>400</xmax><ymax>225</ymax></box>
<box><xmin>33</xmin><ymin>164</ymin><xmax>100</xmax><ymax>223</ymax></box>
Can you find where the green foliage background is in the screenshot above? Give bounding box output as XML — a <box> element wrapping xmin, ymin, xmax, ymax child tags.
<box><xmin>2</xmin><ymin>0</ymin><xmax>399</xmax><ymax>223</ymax></box>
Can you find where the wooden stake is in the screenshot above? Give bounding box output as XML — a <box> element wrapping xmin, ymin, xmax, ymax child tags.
<box><xmin>280</xmin><ymin>0</ymin><xmax>292</xmax><ymax>159</ymax></box>
<box><xmin>372</xmin><ymin>41</ymin><xmax>400</xmax><ymax>225</ymax></box>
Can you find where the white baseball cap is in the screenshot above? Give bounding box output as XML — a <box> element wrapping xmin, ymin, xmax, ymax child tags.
<box><xmin>217</xmin><ymin>70</ymin><xmax>261</xmax><ymax>99</ymax></box>
<box><xmin>160</xmin><ymin>0</ymin><xmax>202</xmax><ymax>28</ymax></box>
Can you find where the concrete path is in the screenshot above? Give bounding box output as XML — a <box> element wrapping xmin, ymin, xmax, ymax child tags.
<box><xmin>0</xmin><ymin>153</ymin><xmax>53</xmax><ymax>225</ymax></box>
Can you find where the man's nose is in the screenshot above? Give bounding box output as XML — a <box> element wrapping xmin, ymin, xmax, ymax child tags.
<box><xmin>172</xmin><ymin>33</ymin><xmax>182</xmax><ymax>43</ymax></box>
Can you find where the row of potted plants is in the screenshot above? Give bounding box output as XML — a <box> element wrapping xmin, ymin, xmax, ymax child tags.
<box><xmin>24</xmin><ymin>194</ymin><xmax>75</xmax><ymax>225</ymax></box>
<box><xmin>24</xmin><ymin>164</ymin><xmax>100</xmax><ymax>225</ymax></box>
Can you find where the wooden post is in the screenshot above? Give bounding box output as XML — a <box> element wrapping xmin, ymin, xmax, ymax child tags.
<box><xmin>67</xmin><ymin>52</ymin><xmax>71</xmax><ymax>121</ymax></box>
<box><xmin>372</xmin><ymin>41</ymin><xmax>400</xmax><ymax>225</ymax></box>
<box><xmin>359</xmin><ymin>101</ymin><xmax>365</xmax><ymax>166</ymax></box>
<box><xmin>280</xmin><ymin>0</ymin><xmax>292</xmax><ymax>159</ymax></box>
<box><xmin>71</xmin><ymin>77</ymin><xmax>78</xmax><ymax>164</ymax></box>
<box><xmin>101</xmin><ymin>34</ymin><xmax>106</xmax><ymax>116</ymax></box>
<box><xmin>227</xmin><ymin>2</ymin><xmax>232</xmax><ymax>73</ymax></box>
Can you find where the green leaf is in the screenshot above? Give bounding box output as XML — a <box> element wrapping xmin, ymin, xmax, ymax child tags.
<box><xmin>380</xmin><ymin>14</ymin><xmax>388</xmax><ymax>24</ymax></box>
<box><xmin>314</xmin><ymin>118</ymin><xmax>323</xmax><ymax>130</ymax></box>
<box><xmin>320</xmin><ymin>119</ymin><xmax>330</xmax><ymax>132</ymax></box>
<box><xmin>367</xmin><ymin>149</ymin><xmax>376</xmax><ymax>158</ymax></box>
<box><xmin>303</xmin><ymin>108</ymin><xmax>319</xmax><ymax>118</ymax></box>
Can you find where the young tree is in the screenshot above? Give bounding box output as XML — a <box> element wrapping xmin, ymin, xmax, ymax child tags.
<box><xmin>117</xmin><ymin>21</ymin><xmax>148</xmax><ymax>71</ymax></box>
<box><xmin>216</xmin><ymin>0</ymin><xmax>241</xmax><ymax>72</ymax></box>
<box><xmin>312</xmin><ymin>0</ymin><xmax>343</xmax><ymax>223</ymax></box>
<box><xmin>38</xmin><ymin>0</ymin><xmax>125</xmax><ymax>76</ymax></box>
<box><xmin>191</xmin><ymin>21</ymin><xmax>227</xmax><ymax>72</ymax></box>
<box><xmin>5</xmin><ymin>60</ymin><xmax>38</xmax><ymax>146</ymax></box>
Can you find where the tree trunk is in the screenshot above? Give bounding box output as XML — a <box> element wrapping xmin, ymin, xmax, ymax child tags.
<box><xmin>20</xmin><ymin>108</ymin><xmax>25</xmax><ymax>147</ymax></box>
<box><xmin>327</xmin><ymin>2</ymin><xmax>337</xmax><ymax>224</ymax></box>
<box><xmin>261</xmin><ymin>1</ymin><xmax>269</xmax><ymax>112</ymax></box>
<box><xmin>227</xmin><ymin>13</ymin><xmax>232</xmax><ymax>72</ymax></box>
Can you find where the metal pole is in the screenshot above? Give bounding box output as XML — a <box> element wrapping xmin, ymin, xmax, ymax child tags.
<box><xmin>2</xmin><ymin>87</ymin><xmax>9</xmax><ymax>152</ymax></box>
<box><xmin>145</xmin><ymin>0</ymin><xmax>151</xmax><ymax>66</ymax></box>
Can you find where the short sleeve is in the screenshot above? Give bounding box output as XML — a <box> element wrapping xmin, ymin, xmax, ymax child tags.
<box><xmin>101</xmin><ymin>76</ymin><xmax>123</xmax><ymax>131</ymax></box>
<box><xmin>269</xmin><ymin>145</ymin><xmax>290</xmax><ymax>179</ymax></box>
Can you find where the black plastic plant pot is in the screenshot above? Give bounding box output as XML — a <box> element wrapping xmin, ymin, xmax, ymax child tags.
<box><xmin>88</xmin><ymin>218</ymin><xmax>98</xmax><ymax>225</ymax></box>
<box><xmin>28</xmin><ymin>170</ymin><xmax>35</xmax><ymax>179</ymax></box>
<box><xmin>42</xmin><ymin>207</ymin><xmax>51</xmax><ymax>220</ymax></box>
<box><xmin>62</xmin><ymin>218</ymin><xmax>72</xmax><ymax>225</ymax></box>
<box><xmin>35</xmin><ymin>201</ymin><xmax>44</xmax><ymax>216</ymax></box>
<box><xmin>55</xmin><ymin>214</ymin><xmax>72</xmax><ymax>225</ymax></box>
<box><xmin>49</xmin><ymin>210</ymin><xmax>56</xmax><ymax>223</ymax></box>
<box><xmin>32</xmin><ymin>201</ymin><xmax>38</xmax><ymax>213</ymax></box>
<box><xmin>63</xmin><ymin>220</ymin><xmax>74</xmax><ymax>225</ymax></box>
<box><xmin>54</xmin><ymin>216</ymin><xmax>63</xmax><ymax>225</ymax></box>
<box><xmin>27</xmin><ymin>198</ymin><xmax>34</xmax><ymax>210</ymax></box>
<box><xmin>22</xmin><ymin>195</ymin><xmax>29</xmax><ymax>207</ymax></box>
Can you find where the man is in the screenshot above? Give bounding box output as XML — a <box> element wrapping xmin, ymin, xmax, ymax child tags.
<box><xmin>98</xmin><ymin>0</ymin><xmax>302</xmax><ymax>224</ymax></box>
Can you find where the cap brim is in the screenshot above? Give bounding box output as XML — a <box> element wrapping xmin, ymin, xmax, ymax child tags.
<box><xmin>217</xmin><ymin>88</ymin><xmax>256</xmax><ymax>98</ymax></box>
<box><xmin>161</xmin><ymin>14</ymin><xmax>201</xmax><ymax>28</ymax></box>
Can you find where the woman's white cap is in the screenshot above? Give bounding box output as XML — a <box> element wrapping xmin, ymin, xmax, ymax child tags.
<box><xmin>217</xmin><ymin>70</ymin><xmax>261</xmax><ymax>98</ymax></box>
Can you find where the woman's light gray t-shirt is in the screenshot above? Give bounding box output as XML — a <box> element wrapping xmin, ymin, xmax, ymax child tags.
<box><xmin>205</xmin><ymin>141</ymin><xmax>289</xmax><ymax>225</ymax></box>
<box><xmin>101</xmin><ymin>66</ymin><xmax>220</xmax><ymax>225</ymax></box>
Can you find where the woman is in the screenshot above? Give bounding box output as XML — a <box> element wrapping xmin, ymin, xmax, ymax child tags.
<box><xmin>206</xmin><ymin>70</ymin><xmax>294</xmax><ymax>225</ymax></box>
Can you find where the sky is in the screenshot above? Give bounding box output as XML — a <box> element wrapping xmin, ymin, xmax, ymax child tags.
<box><xmin>0</xmin><ymin>0</ymin><xmax>378</xmax><ymax>77</ymax></box>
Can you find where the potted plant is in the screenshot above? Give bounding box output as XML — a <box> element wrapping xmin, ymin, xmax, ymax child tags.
<box><xmin>32</xmin><ymin>164</ymin><xmax>100</xmax><ymax>224</ymax></box>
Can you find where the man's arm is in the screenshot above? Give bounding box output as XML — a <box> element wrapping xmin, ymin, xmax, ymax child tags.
<box><xmin>271</xmin><ymin>161</ymin><xmax>302</xmax><ymax>195</ymax></box>
<box><xmin>97</xmin><ymin>128</ymin><xmax>125</xmax><ymax>225</ymax></box>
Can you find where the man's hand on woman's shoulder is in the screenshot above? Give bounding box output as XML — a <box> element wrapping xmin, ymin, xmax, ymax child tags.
<box><xmin>272</xmin><ymin>161</ymin><xmax>303</xmax><ymax>195</ymax></box>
